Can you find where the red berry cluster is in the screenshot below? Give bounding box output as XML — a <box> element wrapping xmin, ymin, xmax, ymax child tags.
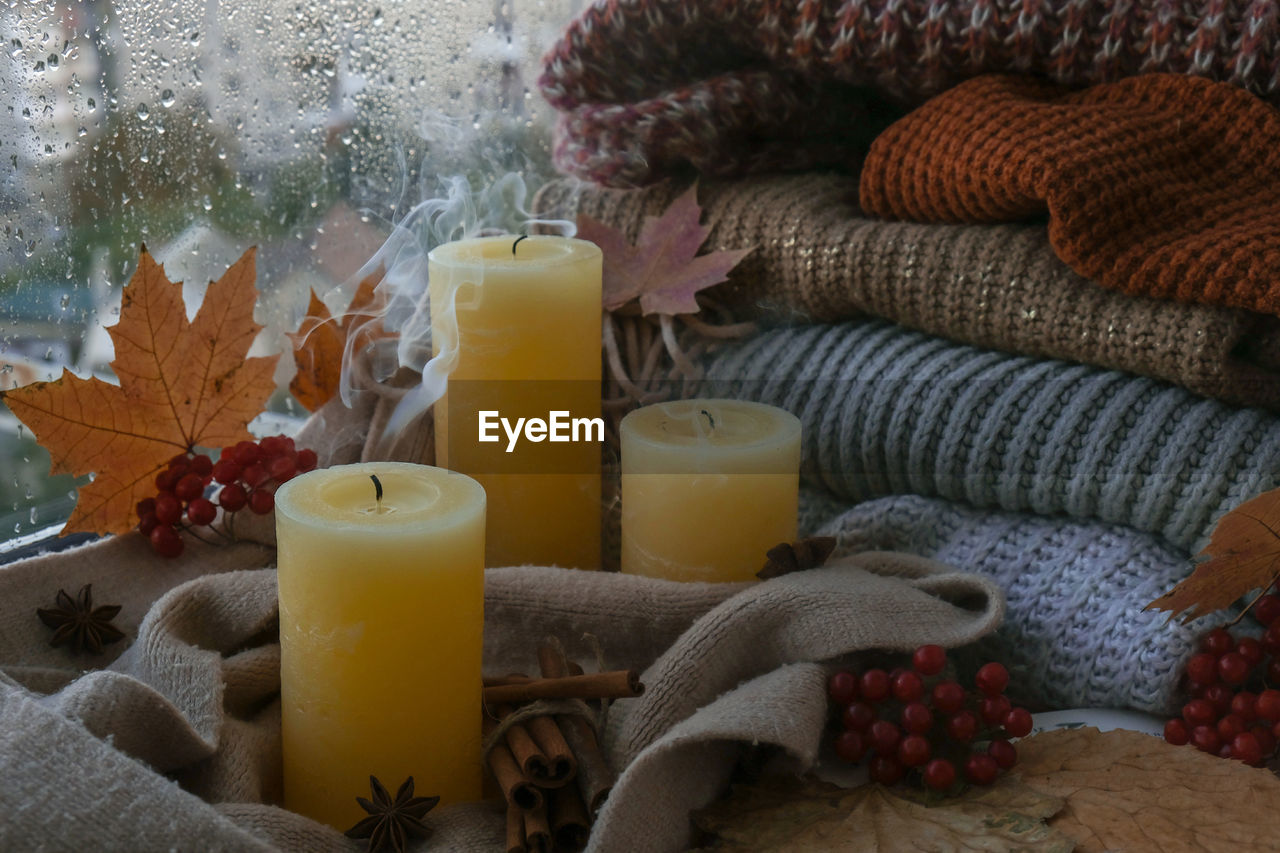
<box><xmin>827</xmin><ymin>645</ymin><xmax>1031</xmax><ymax>792</ymax></box>
<box><xmin>135</xmin><ymin>435</ymin><xmax>318</xmax><ymax>558</ymax></box>
<box><xmin>1163</xmin><ymin>595</ymin><xmax>1280</xmax><ymax>766</ymax></box>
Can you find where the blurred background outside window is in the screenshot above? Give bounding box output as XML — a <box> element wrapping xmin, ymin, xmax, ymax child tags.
<box><xmin>0</xmin><ymin>0</ymin><xmax>578</xmax><ymax>545</ymax></box>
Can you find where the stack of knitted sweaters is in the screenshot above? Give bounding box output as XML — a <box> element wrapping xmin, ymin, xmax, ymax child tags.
<box><xmin>533</xmin><ymin>0</ymin><xmax>1280</xmax><ymax>716</ymax></box>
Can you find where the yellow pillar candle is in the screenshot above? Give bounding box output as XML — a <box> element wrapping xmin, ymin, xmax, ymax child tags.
<box><xmin>275</xmin><ymin>462</ymin><xmax>486</xmax><ymax>829</ymax></box>
<box><xmin>620</xmin><ymin>399</ymin><xmax>802</xmax><ymax>582</ymax></box>
<box><xmin>430</xmin><ymin>235</ymin><xmax>602</xmax><ymax>569</ymax></box>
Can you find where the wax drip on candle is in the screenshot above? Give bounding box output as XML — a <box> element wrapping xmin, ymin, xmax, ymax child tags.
<box><xmin>371</xmin><ymin>474</ymin><xmax>385</xmax><ymax>514</ymax></box>
<box><xmin>511</xmin><ymin>234</ymin><xmax>528</xmax><ymax>256</ymax></box>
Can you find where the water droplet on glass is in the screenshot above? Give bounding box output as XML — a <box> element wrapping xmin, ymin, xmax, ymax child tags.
<box><xmin>29</xmin><ymin>507</ymin><xmax>38</xmax><ymax>524</ymax></box>
<box><xmin>77</xmin><ymin>126</ymin><xmax>87</xmax><ymax>137</ymax></box>
<box><xmin>160</xmin><ymin>89</ymin><xmax>175</xmax><ymax>108</ymax></box>
<box><xmin>136</xmin><ymin>103</ymin><xmax>150</xmax><ymax>120</ymax></box>
<box><xmin>86</xmin><ymin>97</ymin><xmax>96</xmax><ymax>112</ymax></box>
<box><xmin>59</xmin><ymin>294</ymin><xmax>69</xmax><ymax>309</ymax></box>
<box><xmin>46</xmin><ymin>53</ymin><xmax>58</xmax><ymax>69</ymax></box>
<box><xmin>202</xmin><ymin>195</ymin><xmax>212</xmax><ymax>211</ymax></box>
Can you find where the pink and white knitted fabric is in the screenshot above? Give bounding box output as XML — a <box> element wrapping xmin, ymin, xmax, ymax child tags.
<box><xmin>540</xmin><ymin>0</ymin><xmax>1280</xmax><ymax>185</ymax></box>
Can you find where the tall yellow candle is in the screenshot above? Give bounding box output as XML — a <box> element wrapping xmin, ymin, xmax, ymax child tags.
<box><xmin>430</xmin><ymin>235</ymin><xmax>602</xmax><ymax>569</ymax></box>
<box><xmin>621</xmin><ymin>399</ymin><xmax>801</xmax><ymax>582</ymax></box>
<box><xmin>275</xmin><ymin>462</ymin><xmax>486</xmax><ymax>829</ymax></box>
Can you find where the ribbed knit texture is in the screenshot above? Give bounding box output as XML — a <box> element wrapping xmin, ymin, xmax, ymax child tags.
<box><xmin>805</xmin><ymin>492</ymin><xmax>1215</xmax><ymax>714</ymax></box>
<box><xmin>861</xmin><ymin>73</ymin><xmax>1280</xmax><ymax>315</ymax></box>
<box><xmin>540</xmin><ymin>0</ymin><xmax>1280</xmax><ymax>185</ymax></box>
<box><xmin>536</xmin><ymin>173</ymin><xmax>1280</xmax><ymax>410</ymax></box>
<box><xmin>706</xmin><ymin>321</ymin><xmax>1280</xmax><ymax>555</ymax></box>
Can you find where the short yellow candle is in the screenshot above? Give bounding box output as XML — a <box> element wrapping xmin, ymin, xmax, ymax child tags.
<box><xmin>274</xmin><ymin>462</ymin><xmax>486</xmax><ymax>829</ymax></box>
<box><xmin>620</xmin><ymin>399</ymin><xmax>801</xmax><ymax>582</ymax></box>
<box><xmin>430</xmin><ymin>235</ymin><xmax>602</xmax><ymax>569</ymax></box>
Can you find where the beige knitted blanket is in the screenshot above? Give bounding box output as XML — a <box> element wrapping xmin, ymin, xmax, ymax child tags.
<box><xmin>535</xmin><ymin>173</ymin><xmax>1280</xmax><ymax>411</ymax></box>
<box><xmin>0</xmin><ymin>390</ymin><xmax>1004</xmax><ymax>852</ymax></box>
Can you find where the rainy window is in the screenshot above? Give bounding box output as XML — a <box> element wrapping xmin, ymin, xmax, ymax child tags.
<box><xmin>0</xmin><ymin>0</ymin><xmax>576</xmax><ymax>546</ymax></box>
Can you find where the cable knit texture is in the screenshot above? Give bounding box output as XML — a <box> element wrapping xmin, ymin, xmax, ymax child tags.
<box><xmin>706</xmin><ymin>321</ymin><xmax>1280</xmax><ymax>555</ymax></box>
<box><xmin>539</xmin><ymin>0</ymin><xmax>1280</xmax><ymax>185</ymax></box>
<box><xmin>804</xmin><ymin>492</ymin><xmax>1216</xmax><ymax>714</ymax></box>
<box><xmin>535</xmin><ymin>173</ymin><xmax>1280</xmax><ymax>410</ymax></box>
<box><xmin>860</xmin><ymin>73</ymin><xmax>1280</xmax><ymax>315</ymax></box>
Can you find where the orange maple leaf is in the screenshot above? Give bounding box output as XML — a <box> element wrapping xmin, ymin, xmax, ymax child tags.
<box><xmin>287</xmin><ymin>270</ymin><xmax>388</xmax><ymax>412</ymax></box>
<box><xmin>1146</xmin><ymin>488</ymin><xmax>1280</xmax><ymax>622</ymax></box>
<box><xmin>1</xmin><ymin>247</ymin><xmax>278</xmax><ymax>536</ymax></box>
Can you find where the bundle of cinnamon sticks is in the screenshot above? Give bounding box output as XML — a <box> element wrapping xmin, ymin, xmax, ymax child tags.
<box><xmin>482</xmin><ymin>642</ymin><xmax>644</xmax><ymax>853</ymax></box>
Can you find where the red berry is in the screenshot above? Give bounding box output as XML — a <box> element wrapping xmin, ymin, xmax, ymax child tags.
<box><xmin>296</xmin><ymin>448</ymin><xmax>318</xmax><ymax>472</ymax></box>
<box><xmin>923</xmin><ymin>758</ymin><xmax>956</xmax><ymax>791</ymax></box>
<box><xmin>174</xmin><ymin>472</ymin><xmax>205</xmax><ymax>502</ymax></box>
<box><xmin>980</xmin><ymin>694</ymin><xmax>1012</xmax><ymax>726</ymax></box>
<box><xmin>1231</xmin><ymin>732</ymin><xmax>1264</xmax><ymax>765</ymax></box>
<box><xmin>154</xmin><ymin>493</ymin><xmax>182</xmax><ymax>526</ymax></box>
<box><xmin>833</xmin><ymin>730</ymin><xmax>867</xmax><ymax>764</ymax></box>
<box><xmin>988</xmin><ymin>739</ymin><xmax>1018</xmax><ymax>769</ymax></box>
<box><xmin>212</xmin><ymin>459</ymin><xmax>242</xmax><ymax>485</ymax></box>
<box><xmin>828</xmin><ymin>670</ymin><xmax>859</xmax><ymax>705</ymax></box>
<box><xmin>233</xmin><ymin>440</ymin><xmax>260</xmax><ymax>466</ymax></box>
<box><xmin>1238</xmin><ymin>637</ymin><xmax>1264</xmax><ymax>666</ymax></box>
<box><xmin>1231</xmin><ymin>691</ymin><xmax>1258</xmax><ymax>722</ymax></box>
<box><xmin>135</xmin><ymin>497</ymin><xmax>157</xmax><ymax>519</ymax></box>
<box><xmin>1191</xmin><ymin>724</ymin><xmax>1222</xmax><ymax>754</ymax></box>
<box><xmin>137</xmin><ymin>513</ymin><xmax>159</xmax><ymax>536</ymax></box>
<box><xmin>242</xmin><ymin>464</ymin><xmax>269</xmax><ymax>488</ymax></box>
<box><xmin>892</xmin><ymin>671</ymin><xmax>924</xmax><ymax>703</ymax></box>
<box><xmin>900</xmin><ymin>702</ymin><xmax>933</xmax><ymax>735</ymax></box>
<box><xmin>1186</xmin><ymin>652</ymin><xmax>1219</xmax><ymax>686</ymax></box>
<box><xmin>1202</xmin><ymin>684</ymin><xmax>1234</xmax><ymax>715</ymax></box>
<box><xmin>1268</xmin><ymin>658</ymin><xmax>1280</xmax><ymax>685</ymax></box>
<box><xmin>912</xmin><ymin>644</ymin><xmax>946</xmax><ymax>676</ymax></box>
<box><xmin>1164</xmin><ymin>718</ymin><xmax>1190</xmax><ymax>746</ymax></box>
<box><xmin>218</xmin><ymin>483</ymin><xmax>248</xmax><ymax>512</ymax></box>
<box><xmin>869</xmin><ymin>755</ymin><xmax>904</xmax><ymax>786</ymax></box>
<box><xmin>1218</xmin><ymin>742</ymin><xmax>1235</xmax><ymax>759</ymax></box>
<box><xmin>975</xmin><ymin>662</ymin><xmax>1009</xmax><ymax>696</ymax></box>
<box><xmin>155</xmin><ymin>469</ymin><xmax>179</xmax><ymax>492</ymax></box>
<box><xmin>860</xmin><ymin>669</ymin><xmax>890</xmax><ymax>702</ymax></box>
<box><xmin>248</xmin><ymin>489</ymin><xmax>274</xmax><ymax>515</ymax></box>
<box><xmin>931</xmin><ymin>681</ymin><xmax>966</xmax><ymax>714</ymax></box>
<box><xmin>1003</xmin><ymin>707</ymin><xmax>1034</xmax><ymax>738</ymax></box>
<box><xmin>843</xmin><ymin>701</ymin><xmax>876</xmax><ymax>732</ymax></box>
<box><xmin>1255</xmin><ymin>594</ymin><xmax>1280</xmax><ymax>626</ymax></box>
<box><xmin>1202</xmin><ymin>627</ymin><xmax>1235</xmax><ymax>656</ymax></box>
<box><xmin>1182</xmin><ymin>698</ymin><xmax>1217</xmax><ymax>727</ymax></box>
<box><xmin>1250</xmin><ymin>725</ymin><xmax>1277</xmax><ymax>757</ymax></box>
<box><xmin>1257</xmin><ymin>689</ymin><xmax>1280</xmax><ymax>723</ymax></box>
<box><xmin>167</xmin><ymin>452</ymin><xmax>191</xmax><ymax>471</ymax></box>
<box><xmin>946</xmin><ymin>711</ymin><xmax>978</xmax><ymax>742</ymax></box>
<box><xmin>260</xmin><ymin>435</ymin><xmax>287</xmax><ymax>456</ymax></box>
<box><xmin>1217</xmin><ymin>713</ymin><xmax>1246</xmax><ymax>741</ymax></box>
<box><xmin>897</xmin><ymin>734</ymin><xmax>931</xmax><ymax>767</ymax></box>
<box><xmin>1263</xmin><ymin>622</ymin><xmax>1280</xmax><ymax>656</ymax></box>
<box><xmin>187</xmin><ymin>497</ymin><xmax>217</xmax><ymax>526</ymax></box>
<box><xmin>149</xmin><ymin>524</ymin><xmax>184</xmax><ymax>558</ymax></box>
<box><xmin>269</xmin><ymin>454</ymin><xmax>298</xmax><ymax>481</ymax></box>
<box><xmin>964</xmin><ymin>754</ymin><xmax>999</xmax><ymax>785</ymax></box>
<box><xmin>869</xmin><ymin>720</ymin><xmax>902</xmax><ymax>755</ymax></box>
<box><xmin>190</xmin><ymin>454</ymin><xmax>214</xmax><ymax>477</ymax></box>
<box><xmin>1218</xmin><ymin>652</ymin><xmax>1251</xmax><ymax>685</ymax></box>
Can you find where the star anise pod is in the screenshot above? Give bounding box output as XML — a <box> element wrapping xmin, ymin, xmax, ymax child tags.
<box><xmin>757</xmin><ymin>536</ymin><xmax>838</xmax><ymax>580</ymax></box>
<box><xmin>36</xmin><ymin>584</ymin><xmax>125</xmax><ymax>654</ymax></box>
<box><xmin>345</xmin><ymin>775</ymin><xmax>439</xmax><ymax>853</ymax></box>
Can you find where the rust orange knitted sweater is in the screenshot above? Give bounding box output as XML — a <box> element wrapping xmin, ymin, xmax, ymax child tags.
<box><xmin>859</xmin><ymin>74</ymin><xmax>1280</xmax><ymax>315</ymax></box>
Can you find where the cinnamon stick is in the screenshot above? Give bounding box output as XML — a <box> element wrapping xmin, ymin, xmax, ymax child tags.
<box><xmin>483</xmin><ymin>671</ymin><xmax>644</xmax><ymax>705</ymax></box>
<box><xmin>496</xmin><ymin>704</ymin><xmax>552</xmax><ymax>782</ymax></box>
<box><xmin>527</xmin><ymin>714</ymin><xmax>577</xmax><ymax>787</ymax></box>
<box><xmin>484</xmin><ymin>674</ymin><xmax>535</xmax><ymax>688</ymax></box>
<box><xmin>484</xmin><ymin>718</ymin><xmax>543</xmax><ymax>812</ymax></box>
<box><xmin>537</xmin><ymin>642</ymin><xmax>617</xmax><ymax>814</ymax></box>
<box><xmin>550</xmin><ymin>787</ymin><xmax>591</xmax><ymax>852</ymax></box>
<box><xmin>523</xmin><ymin>801</ymin><xmax>552</xmax><ymax>853</ymax></box>
<box><xmin>505</xmin><ymin>804</ymin><xmax>526</xmax><ymax>853</ymax></box>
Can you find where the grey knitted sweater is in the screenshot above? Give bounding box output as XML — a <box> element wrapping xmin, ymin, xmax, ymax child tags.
<box><xmin>708</xmin><ymin>320</ymin><xmax>1280</xmax><ymax>555</ymax></box>
<box><xmin>798</xmin><ymin>490</ymin><xmax>1210</xmax><ymax>714</ymax></box>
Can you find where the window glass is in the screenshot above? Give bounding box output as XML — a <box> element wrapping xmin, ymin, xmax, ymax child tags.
<box><xmin>1</xmin><ymin>0</ymin><xmax>575</xmax><ymax>543</ymax></box>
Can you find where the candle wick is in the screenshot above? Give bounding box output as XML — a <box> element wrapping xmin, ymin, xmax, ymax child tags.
<box><xmin>700</xmin><ymin>409</ymin><xmax>715</xmax><ymax>430</ymax></box>
<box><xmin>511</xmin><ymin>234</ymin><xmax>528</xmax><ymax>257</ymax></box>
<box><xmin>370</xmin><ymin>474</ymin><xmax>383</xmax><ymax>511</ymax></box>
